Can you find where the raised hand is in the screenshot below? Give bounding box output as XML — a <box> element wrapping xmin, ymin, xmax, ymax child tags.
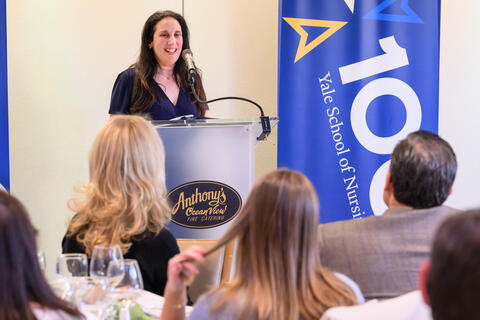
<box><xmin>167</xmin><ymin>245</ymin><xmax>206</xmax><ymax>291</ymax></box>
<box><xmin>161</xmin><ymin>245</ymin><xmax>206</xmax><ymax>320</ymax></box>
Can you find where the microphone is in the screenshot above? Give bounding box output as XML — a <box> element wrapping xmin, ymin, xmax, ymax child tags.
<box><xmin>182</xmin><ymin>49</ymin><xmax>271</xmax><ymax>140</ymax></box>
<box><xmin>182</xmin><ymin>49</ymin><xmax>197</xmax><ymax>84</ymax></box>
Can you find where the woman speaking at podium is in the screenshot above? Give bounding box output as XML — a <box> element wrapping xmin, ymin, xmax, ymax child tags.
<box><xmin>109</xmin><ymin>11</ymin><xmax>208</xmax><ymax>120</ymax></box>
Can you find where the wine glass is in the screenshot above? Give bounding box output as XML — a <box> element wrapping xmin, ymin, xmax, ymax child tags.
<box><xmin>89</xmin><ymin>245</ymin><xmax>124</xmax><ymax>319</ymax></box>
<box><xmin>56</xmin><ymin>253</ymin><xmax>88</xmax><ymax>277</ymax></box>
<box><xmin>37</xmin><ymin>251</ymin><xmax>46</xmax><ymax>273</ymax></box>
<box><xmin>78</xmin><ymin>276</ymin><xmax>109</xmax><ymax>320</ymax></box>
<box><xmin>55</xmin><ymin>253</ymin><xmax>88</xmax><ymax>305</ymax></box>
<box><xmin>109</xmin><ymin>259</ymin><xmax>144</xmax><ymax>320</ymax></box>
<box><xmin>89</xmin><ymin>244</ymin><xmax>124</xmax><ymax>283</ymax></box>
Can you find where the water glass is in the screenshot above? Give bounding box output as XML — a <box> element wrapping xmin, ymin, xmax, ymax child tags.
<box><xmin>109</xmin><ymin>259</ymin><xmax>144</xmax><ymax>320</ymax></box>
<box><xmin>89</xmin><ymin>245</ymin><xmax>124</xmax><ymax>281</ymax></box>
<box><xmin>37</xmin><ymin>251</ymin><xmax>46</xmax><ymax>273</ymax></box>
<box><xmin>57</xmin><ymin>253</ymin><xmax>88</xmax><ymax>277</ymax></box>
<box><xmin>77</xmin><ymin>277</ymin><xmax>109</xmax><ymax>320</ymax></box>
<box><xmin>50</xmin><ymin>277</ymin><xmax>73</xmax><ymax>300</ymax></box>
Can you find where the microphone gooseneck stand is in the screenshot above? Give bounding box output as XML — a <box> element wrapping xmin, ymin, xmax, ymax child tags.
<box><xmin>187</xmin><ymin>80</ymin><xmax>271</xmax><ymax>141</ymax></box>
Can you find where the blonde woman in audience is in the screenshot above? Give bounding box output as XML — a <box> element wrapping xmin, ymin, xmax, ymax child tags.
<box><xmin>161</xmin><ymin>169</ymin><xmax>360</xmax><ymax>320</ymax></box>
<box><xmin>0</xmin><ymin>191</ymin><xmax>85</xmax><ymax>320</ymax></box>
<box><xmin>62</xmin><ymin>115</ymin><xmax>179</xmax><ymax>297</ymax></box>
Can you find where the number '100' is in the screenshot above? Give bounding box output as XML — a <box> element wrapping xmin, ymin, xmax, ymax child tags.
<box><xmin>338</xmin><ymin>35</ymin><xmax>422</xmax><ymax>155</ymax></box>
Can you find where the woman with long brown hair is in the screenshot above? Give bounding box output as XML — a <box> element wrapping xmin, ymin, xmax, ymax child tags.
<box><xmin>109</xmin><ymin>10</ymin><xmax>208</xmax><ymax>120</ymax></box>
<box><xmin>63</xmin><ymin>115</ymin><xmax>177</xmax><ymax>297</ymax></box>
<box><xmin>0</xmin><ymin>191</ymin><xmax>84</xmax><ymax>320</ymax></box>
<box><xmin>161</xmin><ymin>169</ymin><xmax>360</xmax><ymax>320</ymax></box>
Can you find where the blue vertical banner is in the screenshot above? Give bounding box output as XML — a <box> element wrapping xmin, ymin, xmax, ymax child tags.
<box><xmin>278</xmin><ymin>1</ymin><xmax>440</xmax><ymax>223</ymax></box>
<box><xmin>0</xmin><ymin>0</ymin><xmax>9</xmax><ymax>190</ymax></box>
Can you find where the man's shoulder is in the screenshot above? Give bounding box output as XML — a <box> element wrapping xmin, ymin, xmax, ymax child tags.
<box><xmin>318</xmin><ymin>205</ymin><xmax>461</xmax><ymax>235</ymax></box>
<box><xmin>318</xmin><ymin>214</ymin><xmax>379</xmax><ymax>233</ymax></box>
<box><xmin>386</xmin><ymin>205</ymin><xmax>462</xmax><ymax>225</ymax></box>
<box><xmin>407</xmin><ymin>205</ymin><xmax>461</xmax><ymax>216</ymax></box>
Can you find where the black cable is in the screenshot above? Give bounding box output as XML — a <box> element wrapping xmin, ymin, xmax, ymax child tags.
<box><xmin>188</xmin><ymin>82</ymin><xmax>271</xmax><ymax>140</ymax></box>
<box><xmin>189</xmin><ymin>83</ymin><xmax>265</xmax><ymax>117</ymax></box>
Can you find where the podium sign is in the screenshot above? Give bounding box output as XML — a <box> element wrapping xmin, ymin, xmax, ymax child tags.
<box><xmin>153</xmin><ymin>118</ymin><xmax>277</xmax><ymax>239</ymax></box>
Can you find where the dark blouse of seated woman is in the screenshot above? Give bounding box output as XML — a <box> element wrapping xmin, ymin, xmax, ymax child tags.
<box><xmin>63</xmin><ymin>115</ymin><xmax>179</xmax><ymax>298</ymax></box>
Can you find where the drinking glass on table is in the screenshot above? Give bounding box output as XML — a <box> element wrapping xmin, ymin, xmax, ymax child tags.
<box><xmin>88</xmin><ymin>245</ymin><xmax>124</xmax><ymax>319</ymax></box>
<box><xmin>109</xmin><ymin>259</ymin><xmax>144</xmax><ymax>320</ymax></box>
<box><xmin>37</xmin><ymin>251</ymin><xmax>46</xmax><ymax>273</ymax></box>
<box><xmin>54</xmin><ymin>253</ymin><xmax>88</xmax><ymax>305</ymax></box>
<box><xmin>77</xmin><ymin>276</ymin><xmax>109</xmax><ymax>320</ymax></box>
<box><xmin>89</xmin><ymin>244</ymin><xmax>124</xmax><ymax>283</ymax></box>
<box><xmin>57</xmin><ymin>253</ymin><xmax>88</xmax><ymax>277</ymax></box>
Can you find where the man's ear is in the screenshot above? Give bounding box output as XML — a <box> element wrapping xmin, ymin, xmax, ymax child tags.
<box><xmin>383</xmin><ymin>170</ymin><xmax>394</xmax><ymax>207</ymax></box>
<box><xmin>384</xmin><ymin>170</ymin><xmax>392</xmax><ymax>192</ymax></box>
<box><xmin>419</xmin><ymin>261</ymin><xmax>431</xmax><ymax>305</ymax></box>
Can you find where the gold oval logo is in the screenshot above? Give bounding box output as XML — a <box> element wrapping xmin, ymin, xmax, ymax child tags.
<box><xmin>167</xmin><ymin>181</ymin><xmax>242</xmax><ymax>229</ymax></box>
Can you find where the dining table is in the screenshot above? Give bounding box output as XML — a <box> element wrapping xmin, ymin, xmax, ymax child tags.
<box><xmin>51</xmin><ymin>277</ymin><xmax>193</xmax><ymax>320</ymax></box>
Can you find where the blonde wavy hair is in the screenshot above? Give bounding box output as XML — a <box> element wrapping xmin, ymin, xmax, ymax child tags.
<box><xmin>67</xmin><ymin>115</ymin><xmax>170</xmax><ymax>256</ymax></box>
<box><xmin>208</xmin><ymin>169</ymin><xmax>357</xmax><ymax>320</ymax></box>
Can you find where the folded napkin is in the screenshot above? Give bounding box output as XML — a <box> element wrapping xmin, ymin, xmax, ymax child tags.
<box><xmin>113</xmin><ymin>304</ymin><xmax>157</xmax><ymax>320</ymax></box>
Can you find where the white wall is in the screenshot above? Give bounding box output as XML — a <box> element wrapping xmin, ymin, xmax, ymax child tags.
<box><xmin>439</xmin><ymin>1</ymin><xmax>480</xmax><ymax>210</ymax></box>
<box><xmin>6</xmin><ymin>0</ymin><xmax>478</xmax><ymax>277</ymax></box>
<box><xmin>184</xmin><ymin>0</ymin><xmax>278</xmax><ymax>180</ymax></box>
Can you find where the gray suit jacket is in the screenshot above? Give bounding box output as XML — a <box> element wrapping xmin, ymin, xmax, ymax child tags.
<box><xmin>318</xmin><ymin>206</ymin><xmax>460</xmax><ymax>300</ymax></box>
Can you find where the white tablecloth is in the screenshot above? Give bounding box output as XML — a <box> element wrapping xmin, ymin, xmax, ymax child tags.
<box><xmin>136</xmin><ymin>289</ymin><xmax>193</xmax><ymax>318</ymax></box>
<box><xmin>80</xmin><ymin>289</ymin><xmax>193</xmax><ymax>319</ymax></box>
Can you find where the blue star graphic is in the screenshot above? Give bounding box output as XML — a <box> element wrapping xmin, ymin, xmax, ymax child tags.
<box><xmin>364</xmin><ymin>0</ymin><xmax>424</xmax><ymax>24</ymax></box>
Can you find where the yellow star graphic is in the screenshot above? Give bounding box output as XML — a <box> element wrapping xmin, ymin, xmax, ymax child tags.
<box><xmin>283</xmin><ymin>17</ymin><xmax>348</xmax><ymax>63</ymax></box>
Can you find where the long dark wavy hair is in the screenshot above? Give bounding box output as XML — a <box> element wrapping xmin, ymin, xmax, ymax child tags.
<box><xmin>130</xmin><ymin>10</ymin><xmax>207</xmax><ymax>116</ymax></box>
<box><xmin>0</xmin><ymin>191</ymin><xmax>83</xmax><ymax>320</ymax></box>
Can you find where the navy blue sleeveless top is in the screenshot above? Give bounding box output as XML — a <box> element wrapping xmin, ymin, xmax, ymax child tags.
<box><xmin>109</xmin><ymin>68</ymin><xmax>198</xmax><ymax>120</ymax></box>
